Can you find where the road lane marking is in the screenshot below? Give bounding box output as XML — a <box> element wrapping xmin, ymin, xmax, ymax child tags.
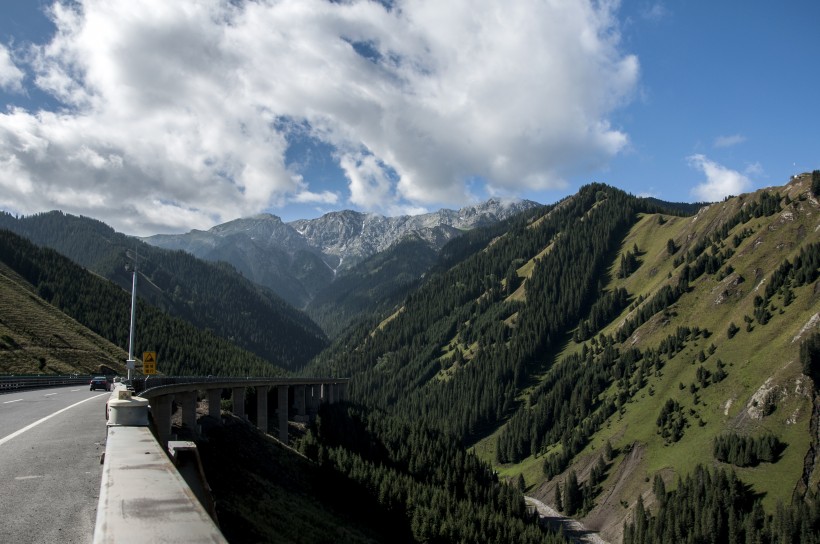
<box><xmin>3</xmin><ymin>399</ymin><xmax>23</xmax><ymax>404</ymax></box>
<box><xmin>70</xmin><ymin>389</ymin><xmax>81</xmax><ymax>392</ymax></box>
<box><xmin>15</xmin><ymin>475</ymin><xmax>43</xmax><ymax>480</ymax></box>
<box><xmin>0</xmin><ymin>393</ymin><xmax>108</xmax><ymax>447</ymax></box>
<box><xmin>44</xmin><ymin>393</ymin><xmax>57</xmax><ymax>397</ymax></box>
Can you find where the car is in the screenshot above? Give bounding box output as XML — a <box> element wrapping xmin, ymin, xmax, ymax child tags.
<box><xmin>90</xmin><ymin>376</ymin><xmax>110</xmax><ymax>391</ymax></box>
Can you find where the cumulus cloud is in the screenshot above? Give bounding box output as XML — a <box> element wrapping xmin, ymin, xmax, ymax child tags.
<box><xmin>0</xmin><ymin>45</ymin><xmax>25</xmax><ymax>92</ymax></box>
<box><xmin>713</xmin><ymin>134</ymin><xmax>746</xmax><ymax>148</ymax></box>
<box><xmin>688</xmin><ymin>154</ymin><xmax>751</xmax><ymax>201</ymax></box>
<box><xmin>0</xmin><ymin>0</ymin><xmax>638</xmax><ymax>235</ymax></box>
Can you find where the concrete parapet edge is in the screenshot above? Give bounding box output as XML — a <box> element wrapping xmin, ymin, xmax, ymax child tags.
<box><xmin>93</xmin><ymin>426</ymin><xmax>226</xmax><ymax>544</ymax></box>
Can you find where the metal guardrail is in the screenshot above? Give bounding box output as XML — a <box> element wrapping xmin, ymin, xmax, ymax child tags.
<box><xmin>0</xmin><ymin>374</ymin><xmax>94</xmax><ymax>392</ymax></box>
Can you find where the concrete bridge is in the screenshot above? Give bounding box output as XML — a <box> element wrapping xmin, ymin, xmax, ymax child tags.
<box><xmin>137</xmin><ymin>376</ymin><xmax>349</xmax><ymax>447</ymax></box>
<box><xmin>95</xmin><ymin>376</ymin><xmax>349</xmax><ymax>543</ymax></box>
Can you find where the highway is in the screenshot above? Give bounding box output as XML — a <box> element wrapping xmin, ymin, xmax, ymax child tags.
<box><xmin>0</xmin><ymin>385</ymin><xmax>109</xmax><ymax>543</ymax></box>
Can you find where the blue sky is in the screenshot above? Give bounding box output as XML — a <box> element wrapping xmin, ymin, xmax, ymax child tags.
<box><xmin>0</xmin><ymin>1</ymin><xmax>817</xmax><ymax>236</ymax></box>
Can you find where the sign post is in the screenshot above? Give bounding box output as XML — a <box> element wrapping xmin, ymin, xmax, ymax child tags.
<box><xmin>143</xmin><ymin>351</ymin><xmax>157</xmax><ymax>375</ymax></box>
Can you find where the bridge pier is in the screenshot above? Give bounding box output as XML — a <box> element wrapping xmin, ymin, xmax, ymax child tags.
<box><xmin>294</xmin><ymin>385</ymin><xmax>306</xmax><ymax>417</ymax></box>
<box><xmin>256</xmin><ymin>385</ymin><xmax>269</xmax><ymax>433</ymax></box>
<box><xmin>208</xmin><ymin>388</ymin><xmax>222</xmax><ymax>420</ymax></box>
<box><xmin>150</xmin><ymin>395</ymin><xmax>174</xmax><ymax>448</ymax></box>
<box><xmin>177</xmin><ymin>391</ymin><xmax>198</xmax><ymax>434</ymax></box>
<box><xmin>309</xmin><ymin>385</ymin><xmax>320</xmax><ymax>415</ymax></box>
<box><xmin>278</xmin><ymin>385</ymin><xmax>288</xmax><ymax>443</ymax></box>
<box><xmin>232</xmin><ymin>387</ymin><xmax>246</xmax><ymax>420</ymax></box>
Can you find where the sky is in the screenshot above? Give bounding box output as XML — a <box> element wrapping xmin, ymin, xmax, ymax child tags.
<box><xmin>0</xmin><ymin>1</ymin><xmax>817</xmax><ymax>237</ymax></box>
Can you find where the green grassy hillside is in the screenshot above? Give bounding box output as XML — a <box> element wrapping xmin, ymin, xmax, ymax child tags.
<box><xmin>0</xmin><ymin>262</ymin><xmax>128</xmax><ymax>375</ymax></box>
<box><xmin>475</xmin><ymin>173</ymin><xmax>820</xmax><ymax>542</ymax></box>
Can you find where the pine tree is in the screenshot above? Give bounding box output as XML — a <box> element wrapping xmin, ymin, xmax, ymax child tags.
<box><xmin>563</xmin><ymin>470</ymin><xmax>581</xmax><ymax>516</ymax></box>
<box><xmin>555</xmin><ymin>483</ymin><xmax>563</xmax><ymax>512</ymax></box>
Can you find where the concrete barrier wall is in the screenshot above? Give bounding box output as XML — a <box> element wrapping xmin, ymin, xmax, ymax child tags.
<box><xmin>94</xmin><ymin>378</ymin><xmax>349</xmax><ymax>542</ymax></box>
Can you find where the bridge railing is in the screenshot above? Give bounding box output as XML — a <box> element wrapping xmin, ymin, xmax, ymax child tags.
<box><xmin>94</xmin><ymin>377</ymin><xmax>349</xmax><ymax>543</ymax></box>
<box><xmin>0</xmin><ymin>374</ymin><xmax>93</xmax><ymax>392</ymax></box>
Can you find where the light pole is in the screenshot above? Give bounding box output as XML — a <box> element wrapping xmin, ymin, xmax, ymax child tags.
<box><xmin>126</xmin><ymin>250</ymin><xmax>138</xmax><ymax>382</ymax></box>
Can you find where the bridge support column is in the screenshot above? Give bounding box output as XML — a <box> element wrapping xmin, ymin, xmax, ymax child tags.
<box><xmin>294</xmin><ymin>385</ymin><xmax>306</xmax><ymax>417</ymax></box>
<box><xmin>207</xmin><ymin>388</ymin><xmax>222</xmax><ymax>420</ymax></box>
<box><xmin>327</xmin><ymin>383</ymin><xmax>336</xmax><ymax>404</ymax></box>
<box><xmin>232</xmin><ymin>387</ymin><xmax>246</xmax><ymax>419</ymax></box>
<box><xmin>278</xmin><ymin>385</ymin><xmax>289</xmax><ymax>443</ymax></box>
<box><xmin>307</xmin><ymin>385</ymin><xmax>320</xmax><ymax>416</ymax></box>
<box><xmin>151</xmin><ymin>395</ymin><xmax>173</xmax><ymax>448</ymax></box>
<box><xmin>177</xmin><ymin>391</ymin><xmax>198</xmax><ymax>434</ymax></box>
<box><xmin>256</xmin><ymin>385</ymin><xmax>269</xmax><ymax>433</ymax></box>
<box><xmin>339</xmin><ymin>382</ymin><xmax>348</xmax><ymax>402</ymax></box>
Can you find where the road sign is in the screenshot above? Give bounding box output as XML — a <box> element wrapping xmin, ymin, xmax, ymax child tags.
<box><xmin>143</xmin><ymin>351</ymin><xmax>157</xmax><ymax>375</ymax></box>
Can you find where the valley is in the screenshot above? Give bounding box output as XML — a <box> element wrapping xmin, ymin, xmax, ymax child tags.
<box><xmin>1</xmin><ymin>174</ymin><xmax>819</xmax><ymax>543</ymax></box>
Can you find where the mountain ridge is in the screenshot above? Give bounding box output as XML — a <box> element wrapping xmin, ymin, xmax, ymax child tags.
<box><xmin>0</xmin><ymin>211</ymin><xmax>327</xmax><ymax>371</ymax></box>
<box><xmin>143</xmin><ymin>198</ymin><xmax>542</xmax><ymax>308</ymax></box>
<box><xmin>305</xmin><ymin>173</ymin><xmax>820</xmax><ymax>543</ymax></box>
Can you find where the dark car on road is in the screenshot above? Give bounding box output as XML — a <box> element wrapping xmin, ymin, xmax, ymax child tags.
<box><xmin>90</xmin><ymin>376</ymin><xmax>110</xmax><ymax>391</ymax></box>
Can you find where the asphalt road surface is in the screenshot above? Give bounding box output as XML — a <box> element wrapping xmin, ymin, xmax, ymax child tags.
<box><xmin>0</xmin><ymin>385</ymin><xmax>109</xmax><ymax>543</ymax></box>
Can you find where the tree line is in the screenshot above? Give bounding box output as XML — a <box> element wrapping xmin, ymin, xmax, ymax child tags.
<box><xmin>299</xmin><ymin>403</ymin><xmax>567</xmax><ymax>543</ymax></box>
<box><xmin>623</xmin><ymin>464</ymin><xmax>820</xmax><ymax>544</ymax></box>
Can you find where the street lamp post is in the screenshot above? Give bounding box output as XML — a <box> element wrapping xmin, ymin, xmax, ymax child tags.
<box><xmin>126</xmin><ymin>254</ymin><xmax>138</xmax><ymax>381</ymax></box>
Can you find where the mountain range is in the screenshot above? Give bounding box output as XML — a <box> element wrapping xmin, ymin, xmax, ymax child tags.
<box><xmin>1</xmin><ymin>173</ymin><xmax>819</xmax><ymax>543</ymax></box>
<box><xmin>143</xmin><ymin>198</ymin><xmax>541</xmax><ymax>310</ymax></box>
<box><xmin>305</xmin><ymin>173</ymin><xmax>820</xmax><ymax>543</ymax></box>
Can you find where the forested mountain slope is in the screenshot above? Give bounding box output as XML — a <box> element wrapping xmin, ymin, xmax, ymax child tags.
<box><xmin>0</xmin><ymin>260</ymin><xmax>128</xmax><ymax>376</ymax></box>
<box><xmin>305</xmin><ymin>205</ymin><xmax>548</xmax><ymax>337</ymax></box>
<box><xmin>0</xmin><ymin>212</ymin><xmax>326</xmax><ymax>371</ymax></box>
<box><xmin>0</xmin><ymin>229</ymin><xmax>285</xmax><ymax>377</ymax></box>
<box><xmin>309</xmin><ymin>183</ymin><xmax>675</xmax><ymax>437</ymax></box>
<box><xmin>305</xmin><ymin>238</ymin><xmax>440</xmax><ymax>338</ymax></box>
<box><xmin>308</xmin><ymin>174</ymin><xmax>820</xmax><ymax>543</ymax></box>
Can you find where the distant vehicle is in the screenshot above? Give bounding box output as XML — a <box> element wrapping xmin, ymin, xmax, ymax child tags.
<box><xmin>90</xmin><ymin>376</ymin><xmax>110</xmax><ymax>391</ymax></box>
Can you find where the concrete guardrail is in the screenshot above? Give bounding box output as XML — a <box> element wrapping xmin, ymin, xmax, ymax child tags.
<box><xmin>93</xmin><ymin>386</ymin><xmax>227</xmax><ymax>543</ymax></box>
<box><xmin>94</xmin><ymin>377</ymin><xmax>349</xmax><ymax>542</ymax></box>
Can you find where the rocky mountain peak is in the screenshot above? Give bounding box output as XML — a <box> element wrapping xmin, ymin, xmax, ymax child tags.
<box><xmin>143</xmin><ymin>197</ymin><xmax>541</xmax><ymax>308</ymax></box>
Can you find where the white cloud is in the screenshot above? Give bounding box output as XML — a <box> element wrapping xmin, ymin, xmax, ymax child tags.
<box><xmin>291</xmin><ymin>190</ymin><xmax>339</xmax><ymax>205</ymax></box>
<box><xmin>0</xmin><ymin>0</ymin><xmax>639</xmax><ymax>235</ymax></box>
<box><xmin>642</xmin><ymin>3</ymin><xmax>668</xmax><ymax>22</ymax></box>
<box><xmin>745</xmin><ymin>162</ymin><xmax>764</xmax><ymax>177</ymax></box>
<box><xmin>688</xmin><ymin>154</ymin><xmax>751</xmax><ymax>202</ymax></box>
<box><xmin>0</xmin><ymin>44</ymin><xmax>25</xmax><ymax>92</ymax></box>
<box><xmin>713</xmin><ymin>134</ymin><xmax>746</xmax><ymax>148</ymax></box>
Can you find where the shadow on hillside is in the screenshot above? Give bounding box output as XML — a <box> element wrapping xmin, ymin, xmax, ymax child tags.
<box><xmin>193</xmin><ymin>413</ymin><xmax>412</xmax><ymax>544</ymax></box>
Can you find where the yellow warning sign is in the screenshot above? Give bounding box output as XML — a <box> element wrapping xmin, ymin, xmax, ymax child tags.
<box><xmin>143</xmin><ymin>351</ymin><xmax>157</xmax><ymax>375</ymax></box>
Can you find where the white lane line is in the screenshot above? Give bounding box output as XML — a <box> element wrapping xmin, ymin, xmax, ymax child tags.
<box><xmin>44</xmin><ymin>393</ymin><xmax>57</xmax><ymax>397</ymax></box>
<box><xmin>0</xmin><ymin>393</ymin><xmax>108</xmax><ymax>447</ymax></box>
<box><xmin>3</xmin><ymin>399</ymin><xmax>23</xmax><ymax>404</ymax></box>
<box><xmin>70</xmin><ymin>389</ymin><xmax>81</xmax><ymax>392</ymax></box>
<box><xmin>15</xmin><ymin>475</ymin><xmax>43</xmax><ymax>480</ymax></box>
